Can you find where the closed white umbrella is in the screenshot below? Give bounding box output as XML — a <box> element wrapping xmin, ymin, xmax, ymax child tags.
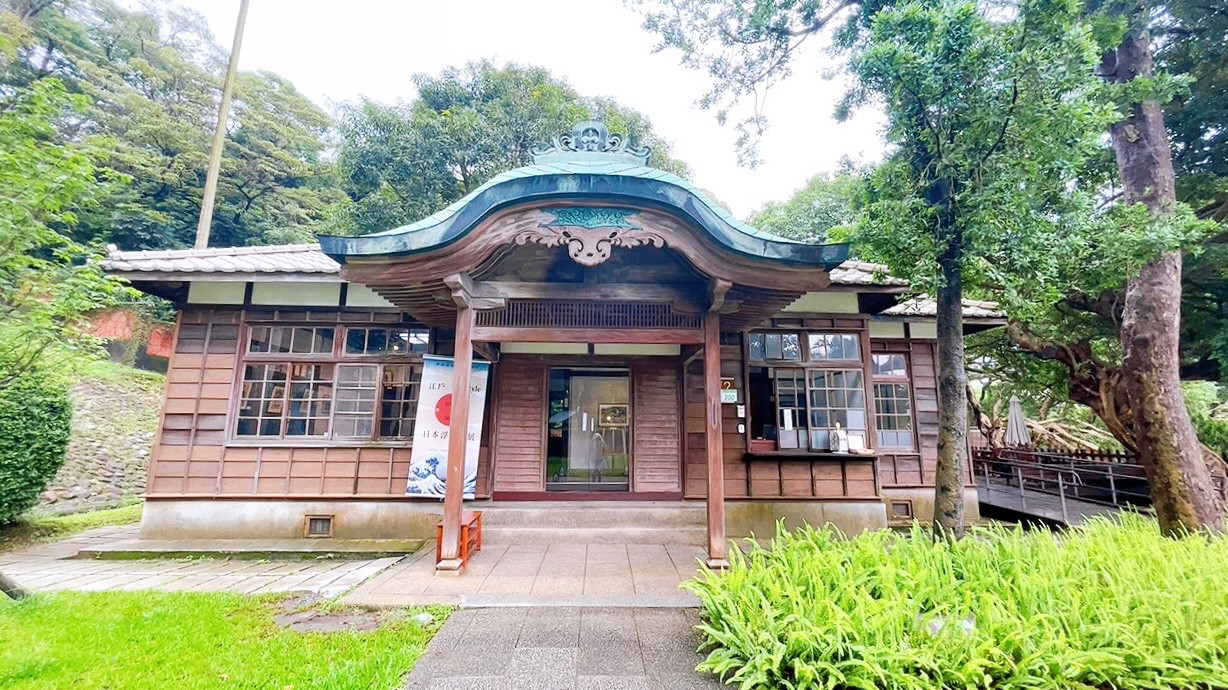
<box><xmin>1005</xmin><ymin>395</ymin><xmax>1031</xmax><ymax>447</ymax></box>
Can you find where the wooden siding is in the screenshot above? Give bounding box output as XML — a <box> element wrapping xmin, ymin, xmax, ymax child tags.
<box><xmin>631</xmin><ymin>361</ymin><xmax>682</xmax><ymax>493</ymax></box>
<box><xmin>148</xmin><ymin>309</ymin><xmax>239</xmax><ymax>496</ymax></box>
<box><xmin>490</xmin><ymin>356</ymin><xmax>547</xmax><ymax>492</ymax></box>
<box><xmin>148</xmin><ymin>307</ymin><xmax>956</xmax><ymax>502</ymax></box>
<box><xmin>146</xmin><ymin>306</ymin><xmax>488</xmax><ymax>499</ymax></box>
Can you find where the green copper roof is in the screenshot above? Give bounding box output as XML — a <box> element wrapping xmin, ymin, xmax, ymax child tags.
<box><xmin>319</xmin><ymin>121</ymin><xmax>848</xmax><ymax>268</ymax></box>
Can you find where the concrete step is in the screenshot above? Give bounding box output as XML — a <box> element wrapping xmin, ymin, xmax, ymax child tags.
<box><xmin>481</xmin><ymin>526</ymin><xmax>707</xmax><ymax>546</ymax></box>
<box><xmin>473</xmin><ymin>501</ymin><xmax>706</xmax><ymax>529</ymax></box>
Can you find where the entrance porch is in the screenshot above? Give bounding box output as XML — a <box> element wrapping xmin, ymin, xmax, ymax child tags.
<box><xmin>319</xmin><ymin>121</ymin><xmax>849</xmax><ymax>571</ymax></box>
<box><xmin>343</xmin><ymin>501</ymin><xmax>709</xmax><ymax>608</ymax></box>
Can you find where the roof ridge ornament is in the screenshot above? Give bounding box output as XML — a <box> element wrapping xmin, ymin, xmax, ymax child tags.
<box><xmin>531</xmin><ymin>120</ymin><xmax>651</xmax><ymax>165</ymax></box>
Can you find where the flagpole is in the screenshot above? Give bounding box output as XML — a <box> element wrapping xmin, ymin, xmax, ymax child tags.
<box><xmin>194</xmin><ymin>0</ymin><xmax>251</xmax><ymax>250</ymax></box>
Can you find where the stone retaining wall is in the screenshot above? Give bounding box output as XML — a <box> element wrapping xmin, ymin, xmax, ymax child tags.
<box><xmin>36</xmin><ymin>375</ymin><xmax>163</xmax><ymax>516</ymax></box>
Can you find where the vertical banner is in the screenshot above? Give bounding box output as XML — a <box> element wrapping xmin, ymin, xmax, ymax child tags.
<box><xmin>406</xmin><ymin>355</ymin><xmax>490</xmax><ymax>499</ymax></box>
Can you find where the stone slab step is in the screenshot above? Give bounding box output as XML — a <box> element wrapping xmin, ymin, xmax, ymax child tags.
<box><xmin>76</xmin><ymin>538</ymin><xmax>427</xmax><ymax>560</ymax></box>
<box><xmin>481</xmin><ymin>526</ymin><xmax>707</xmax><ymax>545</ymax></box>
<box><xmin>473</xmin><ymin>502</ymin><xmax>706</xmax><ymax>529</ymax></box>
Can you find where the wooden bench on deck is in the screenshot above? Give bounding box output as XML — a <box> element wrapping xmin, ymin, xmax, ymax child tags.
<box><xmin>435</xmin><ymin>510</ymin><xmax>482</xmax><ymax>568</ymax></box>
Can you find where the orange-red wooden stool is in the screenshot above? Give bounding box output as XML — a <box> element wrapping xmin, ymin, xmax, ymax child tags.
<box><xmin>435</xmin><ymin>510</ymin><xmax>482</xmax><ymax>568</ymax></box>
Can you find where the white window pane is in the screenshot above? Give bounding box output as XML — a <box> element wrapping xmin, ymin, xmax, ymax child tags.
<box><xmin>847</xmin><ymin>410</ymin><xmax>866</xmax><ymax>430</ymax></box>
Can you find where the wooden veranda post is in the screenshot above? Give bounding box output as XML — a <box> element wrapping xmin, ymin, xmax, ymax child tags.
<box><xmin>704</xmin><ymin>312</ymin><xmax>728</xmax><ymax>567</ymax></box>
<box><xmin>437</xmin><ymin>304</ymin><xmax>475</xmax><ymax>572</ymax></box>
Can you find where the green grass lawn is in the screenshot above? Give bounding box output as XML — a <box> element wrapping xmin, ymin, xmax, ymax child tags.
<box><xmin>0</xmin><ymin>502</ymin><xmax>143</xmax><ymax>552</ymax></box>
<box><xmin>0</xmin><ymin>592</ymin><xmax>447</xmax><ymax>690</ymax></box>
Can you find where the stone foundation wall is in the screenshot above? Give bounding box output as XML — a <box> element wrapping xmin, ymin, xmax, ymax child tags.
<box><xmin>880</xmin><ymin>487</ymin><xmax>981</xmax><ymax>525</ymax></box>
<box><xmin>140</xmin><ymin>499</ymin><xmax>445</xmax><ymax>540</ymax></box>
<box><xmin>725</xmin><ymin>500</ymin><xmax>888</xmax><ymax>539</ymax></box>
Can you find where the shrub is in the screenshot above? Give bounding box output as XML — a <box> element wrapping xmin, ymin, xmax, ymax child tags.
<box><xmin>0</xmin><ymin>370</ymin><xmax>72</xmax><ymax>524</ymax></box>
<box><xmin>686</xmin><ymin>515</ymin><xmax>1228</xmax><ymax>689</ymax></box>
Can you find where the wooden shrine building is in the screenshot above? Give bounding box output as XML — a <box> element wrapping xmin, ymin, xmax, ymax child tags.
<box><xmin>104</xmin><ymin>121</ymin><xmax>1003</xmax><ymax>568</ymax></box>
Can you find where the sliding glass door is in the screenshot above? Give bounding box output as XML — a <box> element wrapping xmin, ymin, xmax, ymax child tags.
<box><xmin>545</xmin><ymin>368</ymin><xmax>631</xmax><ymax>492</ymax></box>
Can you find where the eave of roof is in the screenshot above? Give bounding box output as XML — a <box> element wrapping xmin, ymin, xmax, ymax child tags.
<box><xmin>316</xmin><ymin>154</ymin><xmax>848</xmax><ymax>270</ymax></box>
<box><xmin>101</xmin><ymin>244</ymin><xmax>1004</xmax><ymax>322</ymax></box>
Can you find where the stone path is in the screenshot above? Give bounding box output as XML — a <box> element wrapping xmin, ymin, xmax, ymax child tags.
<box><xmin>0</xmin><ymin>526</ymin><xmax>401</xmax><ymax>596</ymax></box>
<box><xmin>345</xmin><ymin>542</ymin><xmax>706</xmax><ymax>608</ymax></box>
<box><xmin>403</xmin><ymin>607</ymin><xmax>724</xmax><ymax>690</ymax></box>
<box><xmin>3</xmin><ymin>526</ymin><xmax>727</xmax><ymax>687</ymax></box>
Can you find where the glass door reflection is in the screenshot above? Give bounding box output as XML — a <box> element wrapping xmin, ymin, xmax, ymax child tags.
<box><xmin>546</xmin><ymin>368</ymin><xmax>631</xmax><ymax>492</ymax></box>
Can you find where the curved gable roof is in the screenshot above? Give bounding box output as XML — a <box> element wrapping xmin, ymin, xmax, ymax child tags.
<box><xmin>319</xmin><ymin>122</ymin><xmax>848</xmax><ymax>269</ymax></box>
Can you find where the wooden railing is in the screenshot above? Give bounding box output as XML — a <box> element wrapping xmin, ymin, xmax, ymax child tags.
<box><xmin>972</xmin><ymin>447</ymin><xmax>1151</xmax><ymax>523</ymax></box>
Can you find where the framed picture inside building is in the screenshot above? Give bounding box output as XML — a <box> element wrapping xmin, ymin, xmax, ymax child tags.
<box><xmin>598</xmin><ymin>403</ymin><xmax>628</xmax><ymax>427</ymax></box>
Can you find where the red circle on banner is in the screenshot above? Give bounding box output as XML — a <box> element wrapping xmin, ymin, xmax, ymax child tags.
<box><xmin>434</xmin><ymin>394</ymin><xmax>452</xmax><ymax>426</ymax></box>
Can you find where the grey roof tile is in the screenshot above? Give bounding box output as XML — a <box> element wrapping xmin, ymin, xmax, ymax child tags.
<box><xmin>881</xmin><ymin>296</ymin><xmax>1004</xmax><ymax>319</ymax></box>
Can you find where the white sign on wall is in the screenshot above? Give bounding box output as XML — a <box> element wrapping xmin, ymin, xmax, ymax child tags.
<box><xmin>406</xmin><ymin>355</ymin><xmax>490</xmax><ymax>499</ymax></box>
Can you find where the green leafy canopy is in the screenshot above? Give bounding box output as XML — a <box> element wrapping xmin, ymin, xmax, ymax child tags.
<box><xmin>329</xmin><ymin>61</ymin><xmax>690</xmax><ymax>236</ymax></box>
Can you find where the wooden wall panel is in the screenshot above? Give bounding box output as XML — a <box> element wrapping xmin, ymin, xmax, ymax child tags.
<box><xmin>147</xmin><ymin>307</ymin><xmax>439</xmax><ymax>499</ymax></box>
<box><xmin>490</xmin><ymin>356</ymin><xmax>547</xmax><ymax>492</ymax></box>
<box><xmin>632</xmin><ymin>362</ymin><xmax>682</xmax><ymax>493</ymax></box>
<box><xmin>148</xmin><ymin>310</ymin><xmax>239</xmax><ymax>496</ymax></box>
<box><xmin>681</xmin><ymin>330</ymin><xmax>890</xmax><ymax>501</ymax></box>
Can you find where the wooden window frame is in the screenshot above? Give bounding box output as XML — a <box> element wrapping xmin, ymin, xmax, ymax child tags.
<box><xmin>231</xmin><ymin>319</ymin><xmax>429</xmax><ymax>446</ymax></box>
<box><xmin>745</xmin><ymin>327</ymin><xmax>876</xmax><ymax>455</ymax></box>
<box><xmin>871</xmin><ymin>352</ymin><xmax>917</xmax><ymax>451</ymax></box>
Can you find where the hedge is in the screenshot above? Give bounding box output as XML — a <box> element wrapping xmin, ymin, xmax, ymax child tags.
<box><xmin>0</xmin><ymin>370</ymin><xmax>72</xmax><ymax>523</ymax></box>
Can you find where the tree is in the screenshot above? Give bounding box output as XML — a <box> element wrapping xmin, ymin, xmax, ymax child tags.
<box><xmin>972</xmin><ymin>0</ymin><xmax>1228</xmax><ymax>482</ymax></box>
<box><xmin>0</xmin><ymin>73</ymin><xmax>125</xmax><ymax>388</ymax></box>
<box><xmin>642</xmin><ymin>0</ymin><xmax>1110</xmax><ymax>537</ymax></box>
<box><xmin>1161</xmin><ymin>0</ymin><xmax>1228</xmax><ymax>384</ymax></box>
<box><xmin>331</xmin><ymin>61</ymin><xmax>691</xmax><ymax>236</ymax></box>
<box><xmin>1097</xmin><ymin>0</ymin><xmax>1224</xmax><ymax>533</ymax></box>
<box><xmin>2</xmin><ymin>0</ymin><xmax>336</xmax><ymax>249</ymax></box>
<box><xmin>0</xmin><ymin>9</ymin><xmax>126</xmax><ymax>597</ymax></box>
<box><xmin>747</xmin><ymin>169</ymin><xmax>863</xmax><ymax>241</ymax></box>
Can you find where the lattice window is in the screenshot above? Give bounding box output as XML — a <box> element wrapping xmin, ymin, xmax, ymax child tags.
<box><xmin>333</xmin><ymin>364</ymin><xmax>378</xmax><ymax>438</ymax></box>
<box><xmin>345</xmin><ymin>327</ymin><xmax>430</xmax><ymax>355</ymax></box>
<box><xmin>285</xmin><ymin>363</ymin><xmax>333</xmax><ymax>437</ymax></box>
<box><xmin>379</xmin><ymin>363</ymin><xmax>421</xmax><ymax>439</ymax></box>
<box><xmin>236</xmin><ymin>321</ymin><xmax>428</xmax><ymax>441</ymax></box>
<box><xmin>248</xmin><ymin>326</ymin><xmax>334</xmax><ymax>355</ymax></box>
<box><xmin>807</xmin><ymin>368</ymin><xmax>867</xmax><ymax>450</ymax></box>
<box><xmin>237</xmin><ymin>363</ymin><xmax>289</xmax><ymax>436</ymax></box>
<box><xmin>476</xmin><ymin>300</ymin><xmax>701</xmax><ymax>330</ymax></box>
<box><xmin>872</xmin><ymin>353</ymin><xmax>914</xmax><ymax>449</ymax></box>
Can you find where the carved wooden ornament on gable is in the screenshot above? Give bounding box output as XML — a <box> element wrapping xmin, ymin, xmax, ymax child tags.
<box><xmin>511</xmin><ymin>207</ymin><xmax>667</xmax><ymax>267</ymax></box>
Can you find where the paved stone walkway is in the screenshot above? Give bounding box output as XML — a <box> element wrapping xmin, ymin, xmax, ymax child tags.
<box><xmin>403</xmin><ymin>607</ymin><xmax>723</xmax><ymax>689</ymax></box>
<box><xmin>346</xmin><ymin>542</ymin><xmax>706</xmax><ymax>608</ymax></box>
<box><xmin>4</xmin><ymin>527</ymin><xmax>726</xmax><ymax>687</ymax></box>
<box><xmin>0</xmin><ymin>526</ymin><xmax>401</xmax><ymax>596</ymax></box>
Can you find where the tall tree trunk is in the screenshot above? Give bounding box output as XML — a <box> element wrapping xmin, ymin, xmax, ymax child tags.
<box><xmin>933</xmin><ymin>227</ymin><xmax>968</xmax><ymax>538</ymax></box>
<box><xmin>1106</xmin><ymin>7</ymin><xmax>1225</xmax><ymax>535</ymax></box>
<box><xmin>1</xmin><ymin>571</ymin><xmax>30</xmax><ymax>600</ymax></box>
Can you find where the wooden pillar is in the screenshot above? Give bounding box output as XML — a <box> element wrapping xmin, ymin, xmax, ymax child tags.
<box><xmin>704</xmin><ymin>312</ymin><xmax>729</xmax><ymax>567</ymax></box>
<box><xmin>437</xmin><ymin>305</ymin><xmax>475</xmax><ymax>572</ymax></box>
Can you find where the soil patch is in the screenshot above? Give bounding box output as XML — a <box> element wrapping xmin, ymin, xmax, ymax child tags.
<box><xmin>274</xmin><ymin>593</ymin><xmax>382</xmax><ymax>633</ymax></box>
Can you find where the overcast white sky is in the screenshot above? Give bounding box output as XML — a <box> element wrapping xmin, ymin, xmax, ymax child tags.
<box><xmin>179</xmin><ymin>0</ymin><xmax>887</xmax><ymax>219</ymax></box>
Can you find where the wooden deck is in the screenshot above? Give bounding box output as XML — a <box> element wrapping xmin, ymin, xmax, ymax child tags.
<box><xmin>972</xmin><ymin>449</ymin><xmax>1152</xmax><ymax>527</ymax></box>
<box><xmin>977</xmin><ymin>483</ymin><xmax>1127</xmax><ymax>526</ymax></box>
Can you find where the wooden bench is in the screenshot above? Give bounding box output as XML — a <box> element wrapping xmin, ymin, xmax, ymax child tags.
<box><xmin>435</xmin><ymin>510</ymin><xmax>482</xmax><ymax>567</ymax></box>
